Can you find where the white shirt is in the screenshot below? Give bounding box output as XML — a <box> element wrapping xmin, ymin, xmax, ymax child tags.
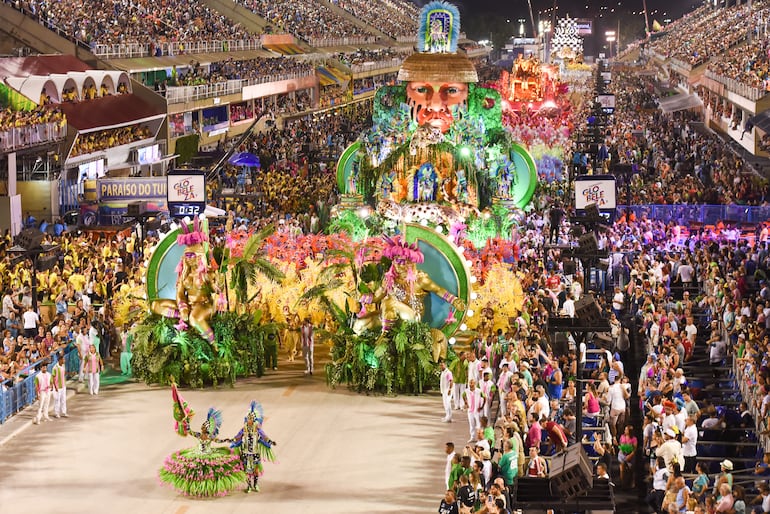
<box><xmin>682</xmin><ymin>424</ymin><xmax>698</xmax><ymax>457</ymax></box>
<box><xmin>612</xmin><ymin>292</ymin><xmax>624</xmax><ymax>311</ymax></box>
<box><xmin>563</xmin><ymin>299</ymin><xmax>575</xmax><ymax>318</ymax></box>
<box><xmin>22</xmin><ymin>310</ymin><xmax>39</xmax><ymax>330</ymax></box>
<box><xmin>607</xmin><ymin>382</ymin><xmax>627</xmax><ymax>411</ymax></box>
<box><xmin>467</xmin><ymin>359</ymin><xmax>481</xmax><ymax>385</ymax></box>
<box><xmin>440</xmin><ymin>368</ymin><xmax>454</xmax><ymax>394</ymax></box>
<box><xmin>445</xmin><ymin>450</ymin><xmax>456</xmax><ymax>487</ymax></box>
<box><xmin>684</xmin><ymin>323</ymin><xmax>697</xmax><ymax>343</ymax></box>
<box><xmin>2</xmin><ymin>295</ymin><xmax>14</xmax><ymax>318</ymax></box>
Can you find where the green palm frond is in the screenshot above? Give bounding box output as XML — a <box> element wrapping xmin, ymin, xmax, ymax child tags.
<box><xmin>251</xmin><ymin>257</ymin><xmax>285</xmax><ymax>282</ymax></box>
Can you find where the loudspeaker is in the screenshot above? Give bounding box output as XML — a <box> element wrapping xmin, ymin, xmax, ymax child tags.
<box><xmin>575</xmin><ymin>294</ymin><xmax>603</xmax><ymax>323</ymax></box>
<box><xmin>14</xmin><ymin>228</ymin><xmax>44</xmax><ymax>251</ymax></box>
<box><xmin>552</xmin><ymin>333</ymin><xmax>569</xmax><ymax>357</ymax></box>
<box><xmin>36</xmin><ymin>255</ymin><xmax>58</xmax><ymax>272</ymax></box>
<box><xmin>563</xmin><ymin>259</ymin><xmax>576</xmax><ymax>275</ymax></box>
<box><xmin>578</xmin><ymin>233</ymin><xmax>598</xmax><ymax>253</ymax></box>
<box><xmin>548</xmin><ymin>445</ymin><xmax>594</xmax><ymax>500</ymax></box>
<box><xmin>584</xmin><ymin>202</ymin><xmax>600</xmax><ymax>220</ymax></box>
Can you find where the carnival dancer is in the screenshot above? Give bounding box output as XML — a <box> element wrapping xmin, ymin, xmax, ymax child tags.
<box><xmin>301</xmin><ymin>317</ymin><xmax>314</xmax><ymax>375</ymax></box>
<box><xmin>440</xmin><ymin>359</ymin><xmax>454</xmax><ymax>422</ymax></box>
<box><xmin>52</xmin><ymin>355</ymin><xmax>68</xmax><ymax>417</ymax></box>
<box><xmin>33</xmin><ymin>363</ymin><xmax>52</xmax><ymax>424</ymax></box>
<box><xmin>82</xmin><ymin>343</ymin><xmax>103</xmax><ymax>395</ymax></box>
<box><xmin>159</xmin><ymin>381</ymin><xmax>246</xmax><ymax>497</ymax></box>
<box><xmin>231</xmin><ymin>401</ymin><xmax>277</xmax><ymax>493</ymax></box>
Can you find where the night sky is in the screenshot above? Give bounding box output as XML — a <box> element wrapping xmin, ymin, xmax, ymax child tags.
<box><xmin>410</xmin><ymin>0</ymin><xmax>704</xmax><ymax>49</ymax></box>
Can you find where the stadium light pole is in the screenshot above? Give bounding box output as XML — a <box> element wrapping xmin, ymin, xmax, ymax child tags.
<box><xmin>605</xmin><ymin>30</ymin><xmax>616</xmax><ymax>59</ymax></box>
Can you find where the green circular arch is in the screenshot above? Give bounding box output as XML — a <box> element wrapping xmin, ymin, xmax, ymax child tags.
<box><xmin>403</xmin><ymin>223</ymin><xmax>471</xmax><ymax>338</ymax></box>
<box><xmin>509</xmin><ymin>142</ymin><xmax>538</xmax><ymax>209</ymax></box>
<box><xmin>145</xmin><ymin>228</ymin><xmax>186</xmax><ymax>301</ymax></box>
<box><xmin>336</xmin><ymin>141</ymin><xmax>362</xmax><ymax>194</ymax></box>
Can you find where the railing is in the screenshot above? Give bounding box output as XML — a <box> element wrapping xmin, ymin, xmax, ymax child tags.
<box><xmin>668</xmin><ymin>57</ymin><xmax>694</xmax><ymax>73</ymax></box>
<box><xmin>621</xmin><ymin>204</ymin><xmax>770</xmax><ymax>226</ymax></box>
<box><xmin>307</xmin><ymin>36</ymin><xmax>375</xmax><ymax>48</ymax></box>
<box><xmin>734</xmin><ymin>354</ymin><xmax>770</xmax><ymax>453</ymax></box>
<box><xmin>0</xmin><ymin>346</ymin><xmax>75</xmax><ymax>425</ymax></box>
<box><xmin>92</xmin><ymin>38</ymin><xmax>263</xmax><ymax>59</ymax></box>
<box><xmin>395</xmin><ymin>35</ymin><xmax>416</xmax><ymax>43</ymax></box>
<box><xmin>703</xmin><ymin>70</ymin><xmax>768</xmax><ymax>102</ymax></box>
<box><xmin>0</xmin><ymin>121</ymin><xmax>67</xmax><ymax>153</ymax></box>
<box><xmin>164</xmin><ymin>71</ymin><xmax>316</xmax><ymax>104</ymax></box>
<box><xmin>349</xmin><ymin>58</ymin><xmax>403</xmax><ymax>73</ymax></box>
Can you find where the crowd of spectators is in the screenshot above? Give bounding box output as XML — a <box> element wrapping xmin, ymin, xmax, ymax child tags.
<box><xmin>336</xmin><ymin>48</ymin><xmax>407</xmax><ymax>68</ymax></box>
<box><xmin>10</xmin><ymin>0</ymin><xmax>254</xmax><ymax>48</ymax></box>
<box><xmin>71</xmin><ymin>124</ymin><xmax>152</xmax><ymax>157</ymax></box>
<box><xmin>235</xmin><ymin>0</ymin><xmax>369</xmax><ymax>42</ymax></box>
<box><xmin>648</xmin><ymin>2</ymin><xmax>767</xmax><ymax>67</ymax></box>
<box><xmin>212</xmin><ymin>101</ymin><xmax>370</xmax><ymax>221</ymax></box>
<box><xmin>158</xmin><ymin>58</ymin><xmax>315</xmax><ymax>89</ymax></box>
<box><xmin>708</xmin><ymin>37</ymin><xmax>770</xmax><ymax>92</ymax></box>
<box><xmin>352</xmin><ymin>73</ymin><xmax>397</xmax><ymax>95</ymax></box>
<box><xmin>334</xmin><ymin>0</ymin><xmax>417</xmax><ymax>38</ymax></box>
<box><xmin>0</xmin><ymin>228</ymin><xmax>147</xmax><ymax>386</ymax></box>
<box><xmin>318</xmin><ymin>84</ymin><xmax>351</xmax><ymax>109</ymax></box>
<box><xmin>0</xmin><ymin>106</ymin><xmax>65</xmax><ymax>132</ymax></box>
<box><xmin>590</xmin><ymin>72</ymin><xmax>770</xmax><ymax>205</ymax></box>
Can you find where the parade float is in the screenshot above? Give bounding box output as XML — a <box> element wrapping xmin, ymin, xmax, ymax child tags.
<box><xmin>130</xmin><ymin>2</ymin><xmax>545</xmax><ymax>393</ymax></box>
<box><xmin>313</xmin><ymin>1</ymin><xmax>533</xmax><ymax>393</ymax></box>
<box><xmin>130</xmin><ymin>216</ymin><xmax>285</xmax><ymax>388</ymax></box>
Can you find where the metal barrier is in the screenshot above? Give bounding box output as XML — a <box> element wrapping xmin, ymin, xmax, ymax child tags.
<box><xmin>0</xmin><ymin>346</ymin><xmax>75</xmax><ymax>425</ymax></box>
<box><xmin>307</xmin><ymin>36</ymin><xmax>375</xmax><ymax>48</ymax></box>
<box><xmin>164</xmin><ymin>71</ymin><xmax>315</xmax><ymax>104</ymax></box>
<box><xmin>704</xmin><ymin>70</ymin><xmax>768</xmax><ymax>102</ymax></box>
<box><xmin>92</xmin><ymin>38</ymin><xmax>262</xmax><ymax>59</ymax></box>
<box><xmin>349</xmin><ymin>58</ymin><xmax>403</xmax><ymax>73</ymax></box>
<box><xmin>622</xmin><ymin>204</ymin><xmax>770</xmax><ymax>226</ymax></box>
<box><xmin>0</xmin><ymin>121</ymin><xmax>67</xmax><ymax>153</ymax></box>
<box><xmin>735</xmin><ymin>353</ymin><xmax>770</xmax><ymax>453</ymax></box>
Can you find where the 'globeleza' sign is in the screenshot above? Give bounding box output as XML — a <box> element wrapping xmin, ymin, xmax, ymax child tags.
<box><xmin>575</xmin><ymin>175</ymin><xmax>616</xmax><ymax>210</ymax></box>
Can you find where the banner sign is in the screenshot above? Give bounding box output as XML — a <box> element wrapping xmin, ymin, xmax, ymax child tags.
<box><xmin>97</xmin><ymin>177</ymin><xmax>167</xmax><ymax>201</ymax></box>
<box><xmin>575</xmin><ymin>176</ymin><xmax>616</xmax><ymax>210</ymax></box>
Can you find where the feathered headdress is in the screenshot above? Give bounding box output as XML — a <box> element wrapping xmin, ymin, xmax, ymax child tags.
<box><xmin>398</xmin><ymin>1</ymin><xmax>478</xmax><ymax>83</ymax></box>
<box><xmin>245</xmin><ymin>400</ymin><xmax>264</xmax><ymax>425</ymax></box>
<box><xmin>202</xmin><ymin>407</ymin><xmax>223</xmax><ymax>438</ymax></box>
<box><xmin>177</xmin><ymin>215</ymin><xmax>209</xmax><ymax>247</ymax></box>
<box><xmin>418</xmin><ymin>1</ymin><xmax>460</xmax><ymax>53</ymax></box>
<box><xmin>383</xmin><ymin>235</ymin><xmax>424</xmax><ymax>264</ymax></box>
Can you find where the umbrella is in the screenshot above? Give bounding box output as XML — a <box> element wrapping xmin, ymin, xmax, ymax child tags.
<box><xmin>228</xmin><ymin>151</ymin><xmax>261</xmax><ymax>168</ymax></box>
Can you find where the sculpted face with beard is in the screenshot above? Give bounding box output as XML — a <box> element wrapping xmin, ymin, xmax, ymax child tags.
<box><xmin>406</xmin><ymin>81</ymin><xmax>468</xmax><ymax>133</ymax></box>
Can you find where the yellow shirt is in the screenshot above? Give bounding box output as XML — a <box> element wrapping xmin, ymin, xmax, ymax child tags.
<box><xmin>69</xmin><ymin>273</ymin><xmax>87</xmax><ymax>291</ymax></box>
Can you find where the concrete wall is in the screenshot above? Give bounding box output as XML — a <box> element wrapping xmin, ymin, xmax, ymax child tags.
<box><xmin>16</xmin><ymin>181</ymin><xmax>56</xmax><ymax>222</ymax></box>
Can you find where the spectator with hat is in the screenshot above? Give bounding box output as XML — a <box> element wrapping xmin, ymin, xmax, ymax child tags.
<box><xmin>713</xmin><ymin>460</ymin><xmax>734</xmax><ymax>496</ymax></box>
<box><xmin>656</xmin><ymin>427</ymin><xmax>683</xmax><ymax>472</ymax></box>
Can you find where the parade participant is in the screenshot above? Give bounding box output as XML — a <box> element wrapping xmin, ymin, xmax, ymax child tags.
<box><xmin>463</xmin><ymin>379</ymin><xmax>485</xmax><ymax>443</ymax></box>
<box><xmin>440</xmin><ymin>359</ymin><xmax>454</xmax><ymax>422</ymax></box>
<box><xmin>301</xmin><ymin>316</ymin><xmax>314</xmax><ymax>375</ymax></box>
<box><xmin>230</xmin><ymin>401</ymin><xmax>277</xmax><ymax>493</ymax></box>
<box><xmin>159</xmin><ymin>383</ymin><xmax>245</xmax><ymax>497</ymax></box>
<box><xmin>51</xmin><ymin>355</ymin><xmax>68</xmax><ymax>418</ymax></box>
<box><xmin>82</xmin><ymin>343</ymin><xmax>103</xmax><ymax>395</ymax></box>
<box><xmin>33</xmin><ymin>363</ymin><xmax>52</xmax><ymax>424</ymax></box>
